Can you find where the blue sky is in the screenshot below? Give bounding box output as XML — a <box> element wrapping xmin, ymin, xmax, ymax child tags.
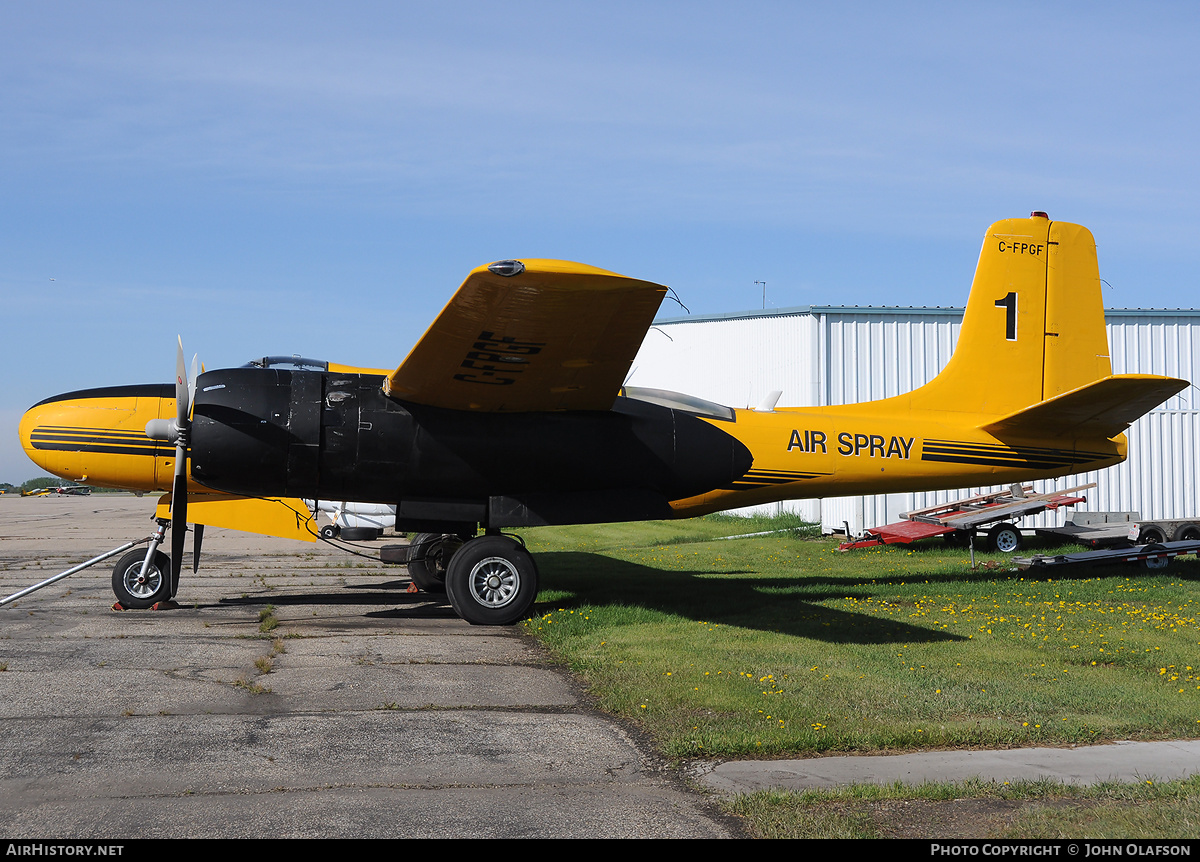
<box><xmin>3</xmin><ymin>2</ymin><xmax>1198</xmax><ymax>482</ymax></box>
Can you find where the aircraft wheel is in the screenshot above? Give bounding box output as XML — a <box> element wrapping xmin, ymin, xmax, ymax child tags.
<box><xmin>111</xmin><ymin>550</ymin><xmax>172</xmax><ymax>609</ymax></box>
<box><xmin>319</xmin><ymin>524</ymin><xmax>339</xmax><ymax>540</ymax></box>
<box><xmin>340</xmin><ymin>526</ymin><xmax>381</xmax><ymax>541</ymax></box>
<box><xmin>987</xmin><ymin>523</ymin><xmax>1022</xmax><ymax>554</ymax></box>
<box><xmin>1138</xmin><ymin>526</ymin><xmax>1167</xmax><ymax>545</ymax></box>
<box><xmin>407</xmin><ymin>532</ymin><xmax>463</xmax><ymax>593</ymax></box>
<box><xmin>445</xmin><ymin>535</ymin><xmax>538</xmax><ymax>626</ymax></box>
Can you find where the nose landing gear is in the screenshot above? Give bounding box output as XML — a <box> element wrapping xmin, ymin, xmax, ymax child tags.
<box><xmin>110</xmin><ymin>517</ymin><xmax>181</xmax><ymax>609</ymax></box>
<box><xmin>111</xmin><ymin>548</ymin><xmax>172</xmax><ymax>608</ymax></box>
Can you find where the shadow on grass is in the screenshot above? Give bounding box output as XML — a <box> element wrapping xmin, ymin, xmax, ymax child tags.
<box><xmin>533</xmin><ymin>551</ymin><xmax>965</xmax><ymax>644</ymax></box>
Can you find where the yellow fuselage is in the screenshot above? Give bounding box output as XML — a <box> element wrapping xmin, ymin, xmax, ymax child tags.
<box><xmin>671</xmin><ymin>402</ymin><xmax>1123</xmax><ymax>516</ymax></box>
<box><xmin>19</xmin><ymin>383</ymin><xmax>1124</xmax><ymax>519</ymax></box>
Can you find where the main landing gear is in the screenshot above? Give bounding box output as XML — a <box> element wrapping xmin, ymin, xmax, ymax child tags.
<box><xmin>406</xmin><ymin>531</ymin><xmax>539</xmax><ymax>626</ymax></box>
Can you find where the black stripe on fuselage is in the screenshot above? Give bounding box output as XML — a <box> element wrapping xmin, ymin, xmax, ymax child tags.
<box><xmin>34</xmin><ymin>425</ymin><xmax>158</xmax><ymax>439</ymax></box>
<box><xmin>30</xmin><ymin>440</ymin><xmax>172</xmax><ymax>457</ymax></box>
<box><xmin>30</xmin><ymin>427</ymin><xmax>171</xmax><ymax>457</ymax></box>
<box><xmin>920</xmin><ymin>438</ymin><xmax>1110</xmax><ymax>469</ymax></box>
<box><xmin>28</xmin><ymin>383</ymin><xmax>173</xmax><ymax>410</ymax></box>
<box><xmin>722</xmin><ymin>469</ymin><xmax>829</xmax><ymax>490</ymax></box>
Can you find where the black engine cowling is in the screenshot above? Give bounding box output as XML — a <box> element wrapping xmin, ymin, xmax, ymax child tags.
<box><xmin>190</xmin><ymin>368</ymin><xmax>752</xmax><ymax>528</ymax></box>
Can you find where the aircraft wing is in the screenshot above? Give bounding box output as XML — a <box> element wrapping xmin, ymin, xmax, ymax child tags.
<box><xmin>384</xmin><ymin>259</ymin><xmax>668</xmax><ymax>412</ymax></box>
<box><xmin>156</xmin><ymin>494</ymin><xmax>317</xmax><ymax>542</ymax></box>
<box><xmin>980</xmin><ymin>374</ymin><xmax>1189</xmax><ymax>439</ymax></box>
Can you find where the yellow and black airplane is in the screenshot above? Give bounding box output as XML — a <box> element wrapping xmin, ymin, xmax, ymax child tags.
<box><xmin>18</xmin><ymin>213</ymin><xmax>1188</xmax><ymax>624</ymax></box>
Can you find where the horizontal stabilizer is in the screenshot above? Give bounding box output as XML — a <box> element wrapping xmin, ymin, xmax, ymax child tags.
<box><xmin>980</xmin><ymin>374</ymin><xmax>1188</xmax><ymax>438</ymax></box>
<box><xmin>156</xmin><ymin>494</ymin><xmax>317</xmax><ymax>543</ymax></box>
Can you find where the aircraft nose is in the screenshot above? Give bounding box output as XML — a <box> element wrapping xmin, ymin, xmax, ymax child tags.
<box><xmin>18</xmin><ymin>398</ymin><xmax>76</xmax><ymax>478</ymax></box>
<box><xmin>18</xmin><ymin>385</ymin><xmax>175</xmax><ymax>490</ymax></box>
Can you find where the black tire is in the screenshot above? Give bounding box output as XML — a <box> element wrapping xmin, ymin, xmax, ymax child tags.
<box><xmin>444</xmin><ymin>535</ymin><xmax>539</xmax><ymax>626</ymax></box>
<box><xmin>1144</xmin><ymin>552</ymin><xmax>1170</xmax><ymax>570</ymax></box>
<box><xmin>407</xmin><ymin>532</ymin><xmax>464</xmax><ymax>593</ymax></box>
<box><xmin>1173</xmin><ymin>524</ymin><xmax>1200</xmax><ymax>542</ymax></box>
<box><xmin>339</xmin><ymin>526</ymin><xmax>381</xmax><ymax>541</ymax></box>
<box><xmin>111</xmin><ymin>550</ymin><xmax>172</xmax><ymax>609</ymax></box>
<box><xmin>943</xmin><ymin>530</ymin><xmax>972</xmax><ymax>548</ymax></box>
<box><xmin>1138</xmin><ymin>526</ymin><xmax>1167</xmax><ymax>545</ymax></box>
<box><xmin>987</xmin><ymin>523</ymin><xmax>1022</xmax><ymax>554</ymax></box>
<box><xmin>319</xmin><ymin>524</ymin><xmax>339</xmax><ymax>540</ymax></box>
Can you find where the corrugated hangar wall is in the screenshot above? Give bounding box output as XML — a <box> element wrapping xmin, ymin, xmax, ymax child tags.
<box><xmin>627</xmin><ymin>307</ymin><xmax>1200</xmax><ymax>534</ymax></box>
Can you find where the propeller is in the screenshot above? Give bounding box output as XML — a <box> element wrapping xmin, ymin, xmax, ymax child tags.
<box><xmin>170</xmin><ymin>340</ymin><xmax>195</xmax><ymax>593</ymax></box>
<box><xmin>146</xmin><ymin>337</ymin><xmax>198</xmax><ymax>596</ymax></box>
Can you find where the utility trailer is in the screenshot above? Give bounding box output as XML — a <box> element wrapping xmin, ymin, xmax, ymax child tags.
<box><xmin>838</xmin><ymin>483</ymin><xmax>1093</xmax><ymax>553</ymax></box>
<box><xmin>1035</xmin><ymin>512</ymin><xmax>1200</xmax><ymax>548</ymax></box>
<box><xmin>1015</xmin><ymin>539</ymin><xmax>1200</xmax><ymax>572</ymax></box>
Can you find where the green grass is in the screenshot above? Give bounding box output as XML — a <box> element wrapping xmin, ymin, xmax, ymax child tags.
<box><xmin>520</xmin><ymin>516</ymin><xmax>1200</xmax><ymax>758</ymax></box>
<box><xmin>727</xmin><ymin>776</ymin><xmax>1200</xmax><ymax>839</ymax></box>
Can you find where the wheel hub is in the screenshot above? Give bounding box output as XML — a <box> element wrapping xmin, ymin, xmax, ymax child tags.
<box><xmin>469</xmin><ymin>556</ymin><xmax>519</xmax><ymax>608</ymax></box>
<box><xmin>123</xmin><ymin>563</ymin><xmax>162</xmax><ymax>599</ymax></box>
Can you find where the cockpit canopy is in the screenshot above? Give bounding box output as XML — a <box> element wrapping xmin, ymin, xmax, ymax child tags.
<box><xmin>242</xmin><ymin>356</ymin><xmax>329</xmax><ymax>372</ymax></box>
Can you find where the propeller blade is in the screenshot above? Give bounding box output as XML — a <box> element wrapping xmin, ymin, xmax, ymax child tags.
<box><xmin>188</xmin><ymin>354</ymin><xmax>198</xmax><ymax>420</ymax></box>
<box><xmin>170</xmin><ymin>336</ymin><xmax>191</xmax><ymax>596</ymax></box>
<box><xmin>170</xmin><ymin>469</ymin><xmax>186</xmax><ymax>595</ymax></box>
<box><xmin>175</xmin><ymin>336</ymin><xmax>189</xmax><ymax>427</ymax></box>
<box><xmin>193</xmin><ymin>524</ymin><xmax>204</xmax><ymax>574</ymax></box>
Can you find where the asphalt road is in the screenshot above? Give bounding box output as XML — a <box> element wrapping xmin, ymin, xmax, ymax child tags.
<box><xmin>0</xmin><ymin>495</ymin><xmax>738</xmax><ymax>839</ymax></box>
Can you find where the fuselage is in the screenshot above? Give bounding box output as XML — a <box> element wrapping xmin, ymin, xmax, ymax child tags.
<box><xmin>19</xmin><ymin>367</ymin><xmax>1125</xmax><ymax>528</ymax></box>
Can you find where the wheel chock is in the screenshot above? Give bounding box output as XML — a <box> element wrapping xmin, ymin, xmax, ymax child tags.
<box><xmin>112</xmin><ymin>600</ymin><xmax>181</xmax><ymax>611</ymax></box>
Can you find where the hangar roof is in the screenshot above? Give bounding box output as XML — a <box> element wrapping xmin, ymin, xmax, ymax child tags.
<box><xmin>653</xmin><ymin>306</ymin><xmax>1200</xmax><ymax>325</ymax></box>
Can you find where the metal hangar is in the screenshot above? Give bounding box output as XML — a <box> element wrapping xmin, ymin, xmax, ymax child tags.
<box><xmin>627</xmin><ymin>305</ymin><xmax>1200</xmax><ymax>535</ymax></box>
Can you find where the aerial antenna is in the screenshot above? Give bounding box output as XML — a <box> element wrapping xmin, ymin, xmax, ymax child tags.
<box><xmin>754</xmin><ymin>280</ymin><xmax>766</xmax><ymax>309</ymax></box>
<box><xmin>664</xmin><ymin>286</ymin><xmax>690</xmax><ymax>314</ymax></box>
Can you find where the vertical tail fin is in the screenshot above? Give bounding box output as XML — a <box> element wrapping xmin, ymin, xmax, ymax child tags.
<box><xmin>911</xmin><ymin>214</ymin><xmax>1112</xmax><ymax>416</ymax></box>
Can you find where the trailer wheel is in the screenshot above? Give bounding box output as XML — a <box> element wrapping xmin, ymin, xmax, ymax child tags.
<box><xmin>943</xmin><ymin>530</ymin><xmax>971</xmax><ymax>548</ymax></box>
<box><xmin>1144</xmin><ymin>554</ymin><xmax>1170</xmax><ymax>570</ymax></box>
<box><xmin>1138</xmin><ymin>526</ymin><xmax>1167</xmax><ymax>544</ymax></box>
<box><xmin>987</xmin><ymin>523</ymin><xmax>1022</xmax><ymax>553</ymax></box>
<box><xmin>1173</xmin><ymin>525</ymin><xmax>1200</xmax><ymax>542</ymax></box>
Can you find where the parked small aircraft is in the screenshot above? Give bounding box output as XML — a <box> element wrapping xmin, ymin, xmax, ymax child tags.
<box><xmin>18</xmin><ymin>214</ymin><xmax>1188</xmax><ymax>624</ymax></box>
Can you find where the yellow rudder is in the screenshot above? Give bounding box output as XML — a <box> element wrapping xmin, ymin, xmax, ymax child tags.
<box><xmin>1043</xmin><ymin>220</ymin><xmax>1112</xmax><ymax>398</ymax></box>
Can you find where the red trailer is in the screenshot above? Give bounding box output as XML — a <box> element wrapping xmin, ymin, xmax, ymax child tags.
<box><xmin>838</xmin><ymin>483</ymin><xmax>1094</xmax><ymax>554</ymax></box>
